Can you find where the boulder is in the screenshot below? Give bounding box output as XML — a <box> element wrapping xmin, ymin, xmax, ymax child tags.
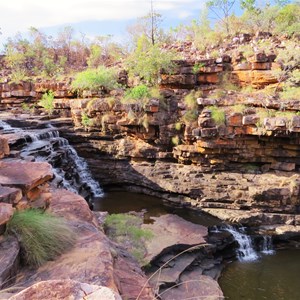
<box><xmin>142</xmin><ymin>214</ymin><xmax>207</xmax><ymax>264</ymax></box>
<box><xmin>8</xmin><ymin>280</ymin><xmax>121</xmax><ymax>300</ymax></box>
<box><xmin>0</xmin><ymin>186</ymin><xmax>22</xmax><ymax>204</ymax></box>
<box><xmin>159</xmin><ymin>275</ymin><xmax>224</xmax><ymax>300</ymax></box>
<box><xmin>0</xmin><ymin>161</ymin><xmax>53</xmax><ymax>193</ymax></box>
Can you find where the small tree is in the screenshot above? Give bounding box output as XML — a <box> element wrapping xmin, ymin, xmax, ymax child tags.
<box><xmin>39</xmin><ymin>91</ymin><xmax>54</xmax><ymax>115</ymax></box>
<box><xmin>125</xmin><ymin>35</ymin><xmax>176</xmax><ymax>85</ymax></box>
<box><xmin>207</xmin><ymin>0</ymin><xmax>236</xmax><ymax>35</ymax></box>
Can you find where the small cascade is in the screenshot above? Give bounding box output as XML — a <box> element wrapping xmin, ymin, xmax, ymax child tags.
<box><xmin>222</xmin><ymin>225</ymin><xmax>259</xmax><ymax>262</ymax></box>
<box><xmin>261</xmin><ymin>235</ymin><xmax>275</xmax><ymax>255</ymax></box>
<box><xmin>0</xmin><ymin>120</ymin><xmax>103</xmax><ymax>204</ymax></box>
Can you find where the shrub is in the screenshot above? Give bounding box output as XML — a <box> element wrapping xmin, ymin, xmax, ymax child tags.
<box><xmin>207</xmin><ymin>106</ymin><xmax>226</xmax><ymax>125</ymax></box>
<box><xmin>280</xmin><ymin>87</ymin><xmax>300</xmax><ymax>101</ymax></box>
<box><xmin>39</xmin><ymin>91</ymin><xmax>54</xmax><ymax>115</ymax></box>
<box><xmin>124</xmin><ymin>84</ymin><xmax>151</xmax><ymax>102</ymax></box>
<box><xmin>104</xmin><ymin>213</ymin><xmax>153</xmax><ymax>264</ymax></box>
<box><xmin>184</xmin><ymin>90</ymin><xmax>202</xmax><ymax>110</ymax></box>
<box><xmin>71</xmin><ymin>66</ymin><xmax>119</xmax><ymax>95</ymax></box>
<box><xmin>6</xmin><ymin>209</ymin><xmax>75</xmax><ymax>266</ymax></box>
<box><xmin>81</xmin><ymin>112</ymin><xmax>93</xmax><ymax>128</ymax></box>
<box><xmin>125</xmin><ymin>35</ymin><xmax>177</xmax><ymax>85</ymax></box>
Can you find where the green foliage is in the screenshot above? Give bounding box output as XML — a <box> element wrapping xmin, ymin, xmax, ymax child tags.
<box><xmin>182</xmin><ymin>110</ymin><xmax>198</xmax><ymax>124</ymax></box>
<box><xmin>125</xmin><ymin>84</ymin><xmax>151</xmax><ymax>101</ymax></box>
<box><xmin>6</xmin><ymin>209</ymin><xmax>75</xmax><ymax>266</ymax></box>
<box><xmin>184</xmin><ymin>90</ymin><xmax>202</xmax><ymax>110</ymax></box>
<box><xmin>231</xmin><ymin>104</ymin><xmax>246</xmax><ymax>113</ymax></box>
<box><xmin>192</xmin><ymin>62</ymin><xmax>205</xmax><ymax>74</ymax></box>
<box><xmin>125</xmin><ymin>35</ymin><xmax>177</xmax><ymax>85</ymax></box>
<box><xmin>280</xmin><ymin>87</ymin><xmax>300</xmax><ymax>101</ymax></box>
<box><xmin>39</xmin><ymin>91</ymin><xmax>54</xmax><ymax>115</ymax></box>
<box><xmin>207</xmin><ymin>0</ymin><xmax>236</xmax><ymax>34</ymax></box>
<box><xmin>71</xmin><ymin>66</ymin><xmax>119</xmax><ymax>95</ymax></box>
<box><xmin>175</xmin><ymin>122</ymin><xmax>182</xmax><ymax>131</ymax></box>
<box><xmin>274</xmin><ymin>3</ymin><xmax>300</xmax><ymax>36</ymax></box>
<box><xmin>81</xmin><ymin>112</ymin><xmax>93</xmax><ymax>127</ymax></box>
<box><xmin>256</xmin><ymin>109</ymin><xmax>276</xmax><ymax>127</ymax></box>
<box><xmin>104</xmin><ymin>213</ymin><xmax>153</xmax><ymax>264</ymax></box>
<box><xmin>171</xmin><ymin>135</ymin><xmax>180</xmax><ymax>146</ymax></box>
<box><xmin>207</xmin><ymin>106</ymin><xmax>226</xmax><ymax>125</ymax></box>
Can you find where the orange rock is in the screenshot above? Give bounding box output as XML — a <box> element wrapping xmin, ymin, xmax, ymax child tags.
<box><xmin>0</xmin><ymin>161</ymin><xmax>53</xmax><ymax>193</ymax></box>
<box><xmin>0</xmin><ymin>136</ymin><xmax>9</xmax><ymax>158</ymax></box>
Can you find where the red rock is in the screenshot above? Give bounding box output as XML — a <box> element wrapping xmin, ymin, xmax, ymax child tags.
<box><xmin>0</xmin><ymin>203</ymin><xmax>14</xmax><ymax>226</ymax></box>
<box><xmin>251</xmin><ymin>62</ymin><xmax>271</xmax><ymax>70</ymax></box>
<box><xmin>142</xmin><ymin>214</ymin><xmax>207</xmax><ymax>264</ymax></box>
<box><xmin>0</xmin><ymin>136</ymin><xmax>9</xmax><ymax>158</ymax></box>
<box><xmin>9</xmin><ymin>280</ymin><xmax>121</xmax><ymax>300</ymax></box>
<box><xmin>0</xmin><ymin>186</ymin><xmax>22</xmax><ymax>204</ymax></box>
<box><xmin>227</xmin><ymin>113</ymin><xmax>243</xmax><ymax>127</ymax></box>
<box><xmin>198</xmin><ymin>73</ymin><xmax>219</xmax><ymax>84</ymax></box>
<box><xmin>0</xmin><ymin>161</ymin><xmax>53</xmax><ymax>193</ymax></box>
<box><xmin>160</xmin><ymin>275</ymin><xmax>223</xmax><ymax>300</ymax></box>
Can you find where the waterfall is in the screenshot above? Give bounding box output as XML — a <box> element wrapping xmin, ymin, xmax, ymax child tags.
<box><xmin>261</xmin><ymin>235</ymin><xmax>275</xmax><ymax>255</ymax></box>
<box><xmin>222</xmin><ymin>225</ymin><xmax>259</xmax><ymax>262</ymax></box>
<box><xmin>0</xmin><ymin>120</ymin><xmax>103</xmax><ymax>204</ymax></box>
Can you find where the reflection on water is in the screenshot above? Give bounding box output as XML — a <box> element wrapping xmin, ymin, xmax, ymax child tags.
<box><xmin>93</xmin><ymin>191</ymin><xmax>220</xmax><ymax>226</ymax></box>
<box><xmin>219</xmin><ymin>249</ymin><xmax>300</xmax><ymax>300</ymax></box>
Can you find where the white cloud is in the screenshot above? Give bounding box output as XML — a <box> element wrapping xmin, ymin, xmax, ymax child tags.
<box><xmin>0</xmin><ymin>0</ymin><xmax>205</xmax><ymax>44</ymax></box>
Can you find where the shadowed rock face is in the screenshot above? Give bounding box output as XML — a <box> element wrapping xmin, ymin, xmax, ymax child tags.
<box><xmin>0</xmin><ymin>236</ymin><xmax>20</xmax><ymax>289</ymax></box>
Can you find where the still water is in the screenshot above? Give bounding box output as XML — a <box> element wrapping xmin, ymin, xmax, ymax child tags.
<box><xmin>94</xmin><ymin>191</ymin><xmax>220</xmax><ymax>226</ymax></box>
<box><xmin>95</xmin><ymin>191</ymin><xmax>300</xmax><ymax>300</ymax></box>
<box><xmin>219</xmin><ymin>249</ymin><xmax>300</xmax><ymax>300</ymax></box>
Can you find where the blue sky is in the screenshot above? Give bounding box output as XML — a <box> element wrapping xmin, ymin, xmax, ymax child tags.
<box><xmin>0</xmin><ymin>0</ymin><xmax>287</xmax><ymax>48</ymax></box>
<box><xmin>0</xmin><ymin>0</ymin><xmax>210</xmax><ymax>47</ymax></box>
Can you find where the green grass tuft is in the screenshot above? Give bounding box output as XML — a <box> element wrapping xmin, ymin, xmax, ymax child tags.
<box><xmin>6</xmin><ymin>209</ymin><xmax>76</xmax><ymax>266</ymax></box>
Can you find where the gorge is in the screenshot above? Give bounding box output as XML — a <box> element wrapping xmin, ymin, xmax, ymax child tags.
<box><xmin>0</xmin><ymin>30</ymin><xmax>300</xmax><ymax>299</ymax></box>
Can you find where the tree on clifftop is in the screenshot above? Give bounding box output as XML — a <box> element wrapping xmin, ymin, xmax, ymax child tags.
<box><xmin>207</xmin><ymin>0</ymin><xmax>236</xmax><ymax>35</ymax></box>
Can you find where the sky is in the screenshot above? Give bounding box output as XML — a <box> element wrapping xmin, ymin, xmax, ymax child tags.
<box><xmin>0</xmin><ymin>0</ymin><xmax>209</xmax><ymax>48</ymax></box>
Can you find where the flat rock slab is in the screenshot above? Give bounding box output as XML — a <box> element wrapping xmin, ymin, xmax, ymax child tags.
<box><xmin>149</xmin><ymin>252</ymin><xmax>199</xmax><ymax>286</ymax></box>
<box><xmin>0</xmin><ymin>161</ymin><xmax>53</xmax><ymax>192</ymax></box>
<box><xmin>0</xmin><ymin>235</ymin><xmax>20</xmax><ymax>289</ymax></box>
<box><xmin>142</xmin><ymin>214</ymin><xmax>207</xmax><ymax>264</ymax></box>
<box><xmin>9</xmin><ymin>280</ymin><xmax>121</xmax><ymax>300</ymax></box>
<box><xmin>159</xmin><ymin>275</ymin><xmax>224</xmax><ymax>300</ymax></box>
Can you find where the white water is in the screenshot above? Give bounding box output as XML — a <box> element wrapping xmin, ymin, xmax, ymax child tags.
<box><xmin>261</xmin><ymin>235</ymin><xmax>275</xmax><ymax>255</ymax></box>
<box><xmin>223</xmin><ymin>225</ymin><xmax>259</xmax><ymax>262</ymax></box>
<box><xmin>0</xmin><ymin>120</ymin><xmax>103</xmax><ymax>202</ymax></box>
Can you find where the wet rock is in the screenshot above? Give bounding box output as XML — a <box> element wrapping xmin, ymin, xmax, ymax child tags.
<box><xmin>8</xmin><ymin>280</ymin><xmax>121</xmax><ymax>300</ymax></box>
<box><xmin>142</xmin><ymin>214</ymin><xmax>207</xmax><ymax>264</ymax></box>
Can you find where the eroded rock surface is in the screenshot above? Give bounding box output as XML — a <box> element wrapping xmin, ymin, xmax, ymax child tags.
<box><xmin>8</xmin><ymin>279</ymin><xmax>121</xmax><ymax>300</ymax></box>
<box><xmin>142</xmin><ymin>214</ymin><xmax>207</xmax><ymax>264</ymax></box>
